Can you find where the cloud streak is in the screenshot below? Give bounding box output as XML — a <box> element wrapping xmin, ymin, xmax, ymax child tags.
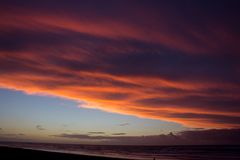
<box><xmin>54</xmin><ymin>128</ymin><xmax>240</xmax><ymax>145</ymax></box>
<box><xmin>88</xmin><ymin>132</ymin><xmax>105</xmax><ymax>135</ymax></box>
<box><xmin>36</xmin><ymin>125</ymin><xmax>45</xmax><ymax>131</ymax></box>
<box><xmin>119</xmin><ymin>123</ymin><xmax>129</xmax><ymax>127</ymax></box>
<box><xmin>0</xmin><ymin>0</ymin><xmax>240</xmax><ymax>128</ymax></box>
<box><xmin>112</xmin><ymin>133</ymin><xmax>126</xmax><ymax>136</ymax></box>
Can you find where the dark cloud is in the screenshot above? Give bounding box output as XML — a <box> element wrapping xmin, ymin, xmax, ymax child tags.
<box><xmin>53</xmin><ymin>134</ymin><xmax>109</xmax><ymax>140</ymax></box>
<box><xmin>119</xmin><ymin>123</ymin><xmax>129</xmax><ymax>126</ymax></box>
<box><xmin>105</xmin><ymin>52</ymin><xmax>240</xmax><ymax>83</ymax></box>
<box><xmin>18</xmin><ymin>133</ymin><xmax>25</xmax><ymax>136</ymax></box>
<box><xmin>168</xmin><ymin>113</ymin><xmax>240</xmax><ymax>127</ymax></box>
<box><xmin>192</xmin><ymin>128</ymin><xmax>204</xmax><ymax>130</ymax></box>
<box><xmin>178</xmin><ymin>129</ymin><xmax>240</xmax><ymax>145</ymax></box>
<box><xmin>0</xmin><ymin>133</ymin><xmax>29</xmax><ymax>143</ymax></box>
<box><xmin>54</xmin><ymin>128</ymin><xmax>240</xmax><ymax>145</ymax></box>
<box><xmin>36</xmin><ymin>125</ymin><xmax>45</xmax><ymax>131</ymax></box>
<box><xmin>136</xmin><ymin>95</ymin><xmax>240</xmax><ymax>113</ymax></box>
<box><xmin>88</xmin><ymin>132</ymin><xmax>105</xmax><ymax>135</ymax></box>
<box><xmin>62</xmin><ymin>124</ymin><xmax>68</xmax><ymax>127</ymax></box>
<box><xmin>112</xmin><ymin>133</ymin><xmax>126</xmax><ymax>136</ymax></box>
<box><xmin>100</xmin><ymin>93</ymin><xmax>131</xmax><ymax>100</ymax></box>
<box><xmin>0</xmin><ymin>133</ymin><xmax>25</xmax><ymax>137</ymax></box>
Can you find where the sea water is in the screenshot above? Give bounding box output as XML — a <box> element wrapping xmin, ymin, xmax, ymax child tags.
<box><xmin>1</xmin><ymin>142</ymin><xmax>240</xmax><ymax>160</ymax></box>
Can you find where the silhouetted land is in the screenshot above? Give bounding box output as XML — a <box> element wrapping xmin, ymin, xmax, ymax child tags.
<box><xmin>0</xmin><ymin>146</ymin><xmax>128</xmax><ymax>160</ymax></box>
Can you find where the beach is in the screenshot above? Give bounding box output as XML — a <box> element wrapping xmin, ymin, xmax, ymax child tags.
<box><xmin>0</xmin><ymin>146</ymin><xmax>128</xmax><ymax>160</ymax></box>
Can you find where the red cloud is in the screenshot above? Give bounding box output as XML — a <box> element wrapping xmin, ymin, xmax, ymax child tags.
<box><xmin>0</xmin><ymin>1</ymin><xmax>240</xmax><ymax>128</ymax></box>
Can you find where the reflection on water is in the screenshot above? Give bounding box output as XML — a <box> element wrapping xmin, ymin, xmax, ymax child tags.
<box><xmin>1</xmin><ymin>142</ymin><xmax>240</xmax><ymax>160</ymax></box>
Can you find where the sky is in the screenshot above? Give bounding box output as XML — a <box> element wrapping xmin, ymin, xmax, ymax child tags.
<box><xmin>0</xmin><ymin>0</ymin><xmax>240</xmax><ymax>145</ymax></box>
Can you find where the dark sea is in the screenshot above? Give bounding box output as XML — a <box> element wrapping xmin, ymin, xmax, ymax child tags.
<box><xmin>1</xmin><ymin>142</ymin><xmax>240</xmax><ymax>160</ymax></box>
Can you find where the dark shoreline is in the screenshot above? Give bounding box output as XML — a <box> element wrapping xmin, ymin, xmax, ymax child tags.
<box><xmin>0</xmin><ymin>146</ymin><xmax>129</xmax><ymax>160</ymax></box>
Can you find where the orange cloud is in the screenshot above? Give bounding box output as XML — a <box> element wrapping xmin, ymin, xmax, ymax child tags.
<box><xmin>0</xmin><ymin>1</ymin><xmax>240</xmax><ymax>128</ymax></box>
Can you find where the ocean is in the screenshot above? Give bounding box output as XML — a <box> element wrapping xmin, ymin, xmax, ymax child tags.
<box><xmin>0</xmin><ymin>142</ymin><xmax>240</xmax><ymax>160</ymax></box>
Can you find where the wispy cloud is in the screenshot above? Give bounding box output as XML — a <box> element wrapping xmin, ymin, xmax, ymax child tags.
<box><xmin>36</xmin><ymin>125</ymin><xmax>45</xmax><ymax>131</ymax></box>
<box><xmin>62</xmin><ymin>124</ymin><xmax>68</xmax><ymax>128</ymax></box>
<box><xmin>0</xmin><ymin>133</ymin><xmax>25</xmax><ymax>137</ymax></box>
<box><xmin>112</xmin><ymin>133</ymin><xmax>126</xmax><ymax>136</ymax></box>
<box><xmin>53</xmin><ymin>134</ymin><xmax>108</xmax><ymax>140</ymax></box>
<box><xmin>18</xmin><ymin>133</ymin><xmax>25</xmax><ymax>136</ymax></box>
<box><xmin>54</xmin><ymin>128</ymin><xmax>240</xmax><ymax>145</ymax></box>
<box><xmin>88</xmin><ymin>132</ymin><xmax>105</xmax><ymax>135</ymax></box>
<box><xmin>119</xmin><ymin>123</ymin><xmax>129</xmax><ymax>127</ymax></box>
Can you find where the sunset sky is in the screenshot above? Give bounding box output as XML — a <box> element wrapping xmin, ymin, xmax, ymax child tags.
<box><xmin>0</xmin><ymin>0</ymin><xmax>240</xmax><ymax>144</ymax></box>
